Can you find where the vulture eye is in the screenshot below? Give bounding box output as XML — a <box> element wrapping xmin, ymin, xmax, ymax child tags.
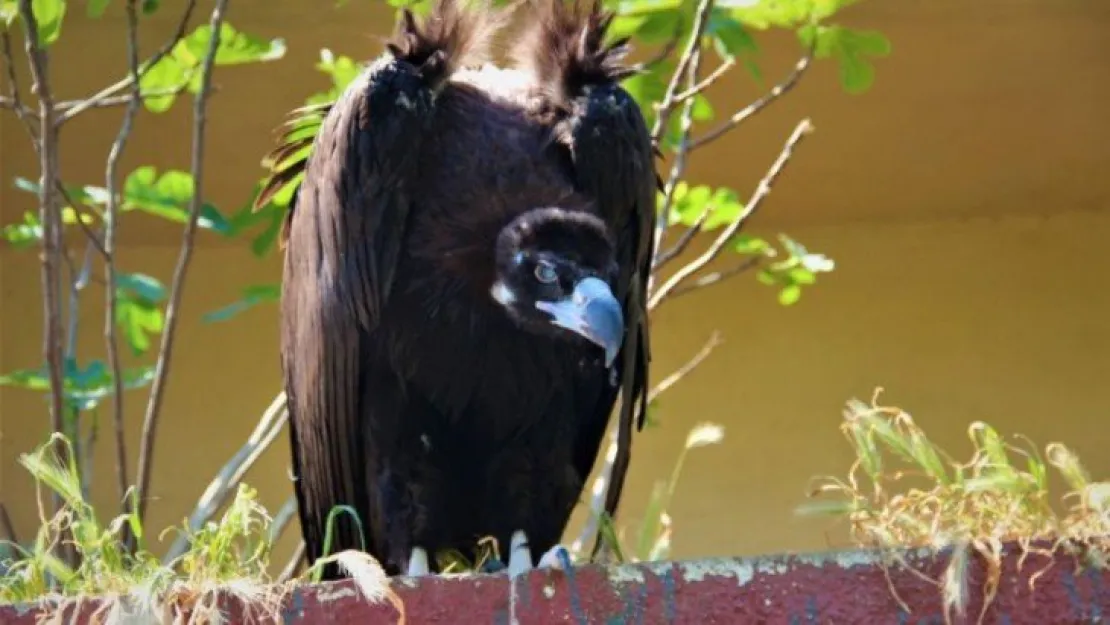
<box><xmin>534</xmin><ymin>261</ymin><xmax>558</xmax><ymax>284</ymax></box>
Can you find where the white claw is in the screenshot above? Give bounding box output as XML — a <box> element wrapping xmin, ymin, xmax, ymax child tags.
<box><xmin>507</xmin><ymin>530</ymin><xmax>533</xmax><ymax>578</ymax></box>
<box><xmin>537</xmin><ymin>545</ymin><xmax>571</xmax><ymax>570</ymax></box>
<box><xmin>407</xmin><ymin>546</ymin><xmax>430</xmax><ymax>576</ymax></box>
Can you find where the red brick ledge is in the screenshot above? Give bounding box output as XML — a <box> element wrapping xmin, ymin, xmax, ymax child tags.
<box><xmin>2</xmin><ymin>540</ymin><xmax>1107</xmax><ymax>624</ymax></box>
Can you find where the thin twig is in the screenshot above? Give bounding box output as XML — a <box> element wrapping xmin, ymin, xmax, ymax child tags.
<box><xmin>627</xmin><ymin>18</ymin><xmax>683</xmax><ymax>76</ymax></box>
<box><xmin>689</xmin><ymin>49</ymin><xmax>814</xmax><ymax>151</ymax></box>
<box><xmin>647</xmin><ymin>332</ymin><xmax>722</xmax><ymax>404</ymax></box>
<box><xmin>269</xmin><ymin>494</ymin><xmax>298</xmax><ymax>546</ymax></box>
<box><xmin>673</xmin><ymin>57</ymin><xmax>735</xmax><ymax>103</ymax></box>
<box><xmin>649</xmin><ymin>118</ymin><xmax>815</xmax><ymax>310</ymax></box>
<box><xmin>163</xmin><ymin>393</ymin><xmax>289</xmax><ymax>562</ymax></box>
<box><xmin>54</xmin><ymin>181</ymin><xmax>108</xmax><ymax>258</ymax></box>
<box><xmin>1</xmin><ymin>30</ymin><xmax>38</xmax><ymax>146</ymax></box>
<box><xmin>648</xmin><ymin>0</ymin><xmax>714</xmax><ymax>147</ymax></box>
<box><xmin>56</xmin><ymin>85</ymin><xmax>190</xmax><ymax>111</ymax></box>
<box><xmin>278</xmin><ymin>542</ymin><xmax>307</xmax><ymax>584</ymax></box>
<box><xmin>106</xmin><ymin>0</ymin><xmax>144</xmax><ymax>518</ymax></box>
<box><xmin>652</xmin><ymin>203</ymin><xmax>713</xmax><ymax>270</ymax></box>
<box><xmin>134</xmin><ymin>0</ymin><xmax>231</xmax><ymax>529</ymax></box>
<box><xmin>667</xmin><ymin>256</ymin><xmax>763</xmax><ymax>301</ymax></box>
<box><xmin>55</xmin><ymin>0</ymin><xmax>199</xmax><ymax>124</ymax></box>
<box><xmin>652</xmin><ymin>44</ymin><xmax>705</xmax><ymax>266</ymax></box>
<box><xmin>18</xmin><ymin>0</ymin><xmax>68</xmax><ymax>538</ymax></box>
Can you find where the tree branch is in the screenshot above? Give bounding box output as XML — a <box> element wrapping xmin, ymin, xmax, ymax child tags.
<box><xmin>106</xmin><ymin>0</ymin><xmax>144</xmax><ymax>518</ymax></box>
<box><xmin>649</xmin><ymin>118</ymin><xmax>815</xmax><ymax>310</ymax></box>
<box><xmin>647</xmin><ymin>332</ymin><xmax>722</xmax><ymax>405</ymax></box>
<box><xmin>18</xmin><ymin>0</ymin><xmax>68</xmax><ymax>537</ymax></box>
<box><xmin>667</xmin><ymin>256</ymin><xmax>763</xmax><ymax>301</ymax></box>
<box><xmin>1</xmin><ymin>29</ymin><xmax>38</xmax><ymax>146</ymax></box>
<box><xmin>133</xmin><ymin>0</ymin><xmax>230</xmax><ymax>530</ymax></box>
<box><xmin>55</xmin><ymin>0</ymin><xmax>199</xmax><ymax>125</ymax></box>
<box><xmin>689</xmin><ymin>48</ymin><xmax>814</xmax><ymax>151</ymax></box>
<box><xmin>648</xmin><ymin>0</ymin><xmax>715</xmax><ymax>148</ymax></box>
<box><xmin>163</xmin><ymin>392</ymin><xmax>288</xmax><ymax>562</ymax></box>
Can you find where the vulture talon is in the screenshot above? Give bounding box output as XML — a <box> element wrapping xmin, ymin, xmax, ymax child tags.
<box><xmin>537</xmin><ymin>544</ymin><xmax>573</xmax><ymax>571</ymax></box>
<box><xmin>407</xmin><ymin>546</ymin><xmax>431</xmax><ymax>576</ymax></box>
<box><xmin>507</xmin><ymin>530</ymin><xmax>533</xmax><ymax>578</ymax></box>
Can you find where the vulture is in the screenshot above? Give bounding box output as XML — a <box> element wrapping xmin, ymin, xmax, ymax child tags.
<box><xmin>254</xmin><ymin>0</ymin><xmax>656</xmax><ymax>580</ymax></box>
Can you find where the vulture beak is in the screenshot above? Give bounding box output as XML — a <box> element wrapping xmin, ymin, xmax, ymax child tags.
<box><xmin>535</xmin><ymin>277</ymin><xmax>625</xmax><ymax>367</ymax></box>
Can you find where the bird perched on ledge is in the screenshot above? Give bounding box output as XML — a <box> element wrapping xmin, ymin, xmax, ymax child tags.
<box><xmin>254</xmin><ymin>0</ymin><xmax>656</xmax><ymax>580</ymax></box>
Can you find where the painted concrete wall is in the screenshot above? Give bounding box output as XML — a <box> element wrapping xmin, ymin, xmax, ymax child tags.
<box><xmin>2</xmin><ymin>0</ymin><xmax>1109</xmax><ymax>572</ymax></box>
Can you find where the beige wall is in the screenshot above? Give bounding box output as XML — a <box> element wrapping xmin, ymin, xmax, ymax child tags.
<box><xmin>2</xmin><ymin>0</ymin><xmax>1109</xmax><ymax>570</ymax></box>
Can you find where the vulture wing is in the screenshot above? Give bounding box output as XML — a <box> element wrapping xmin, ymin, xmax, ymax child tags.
<box><xmin>261</xmin><ymin>2</ymin><xmax>499</xmax><ymax>578</ymax></box>
<box><xmin>516</xmin><ymin>0</ymin><xmax>657</xmax><ymax>549</ymax></box>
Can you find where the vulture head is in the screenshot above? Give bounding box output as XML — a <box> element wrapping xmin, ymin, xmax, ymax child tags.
<box><xmin>490</xmin><ymin>206</ymin><xmax>624</xmax><ymax>366</ymax></box>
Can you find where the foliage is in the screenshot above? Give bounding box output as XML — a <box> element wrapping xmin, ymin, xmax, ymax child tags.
<box><xmin>0</xmin><ymin>435</ymin><xmax>361</xmax><ymax>622</ymax></box>
<box><xmin>798</xmin><ymin>392</ymin><xmax>1110</xmax><ymax>619</ymax></box>
<box><xmin>0</xmin><ymin>0</ymin><xmax>889</xmax><ymax>601</ymax></box>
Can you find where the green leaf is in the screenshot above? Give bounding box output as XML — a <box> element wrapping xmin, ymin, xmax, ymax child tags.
<box><xmin>87</xmin><ymin>0</ymin><xmax>111</xmax><ymax>18</ymax></box>
<box><xmin>732</xmin><ymin>234</ymin><xmax>770</xmax><ymax>255</ymax></box>
<box><xmin>31</xmin><ymin>0</ymin><xmax>65</xmax><ymax>46</ymax></box>
<box><xmin>0</xmin><ymin>0</ymin><xmax>18</xmax><ymax>26</ymax></box>
<box><xmin>0</xmin><ymin>368</ymin><xmax>51</xmax><ymax>390</ymax></box>
<box><xmin>202</xmin><ymin>283</ymin><xmax>281</xmax><ymax>323</ymax></box>
<box><xmin>114</xmin><ymin>272</ymin><xmax>167</xmax><ymax>355</ymax></box>
<box><xmin>116</xmin><ymin>272</ymin><xmax>167</xmax><ymax>305</ymax></box>
<box><xmin>121</xmin><ymin>166</ymin><xmax>231</xmax><ymax>234</ymax></box>
<box><xmin>799</xmin><ymin>24</ymin><xmax>891</xmax><ymax>94</ymax></box>
<box><xmin>178</xmin><ymin>22</ymin><xmax>287</xmax><ymax>67</ymax></box>
<box><xmin>138</xmin><ymin>56</ymin><xmax>189</xmax><ymax>113</ymax></box>
<box><xmin>317</xmin><ymin>48</ymin><xmax>362</xmax><ymax>92</ymax></box>
<box><xmin>778</xmin><ymin>283</ymin><xmax>802</xmax><ymax>306</ymax></box>
<box><xmin>141</xmin><ymin>0</ymin><xmax>160</xmax><ymax>14</ymax></box>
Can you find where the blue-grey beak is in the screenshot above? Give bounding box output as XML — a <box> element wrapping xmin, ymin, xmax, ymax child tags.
<box><xmin>535</xmin><ymin>277</ymin><xmax>624</xmax><ymax>367</ymax></box>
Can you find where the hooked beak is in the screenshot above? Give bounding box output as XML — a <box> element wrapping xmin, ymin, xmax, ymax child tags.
<box><xmin>535</xmin><ymin>277</ymin><xmax>625</xmax><ymax>367</ymax></box>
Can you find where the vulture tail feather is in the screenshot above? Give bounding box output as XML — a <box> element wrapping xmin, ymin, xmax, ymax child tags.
<box><xmin>512</xmin><ymin>0</ymin><xmax>637</xmax><ymax>109</ymax></box>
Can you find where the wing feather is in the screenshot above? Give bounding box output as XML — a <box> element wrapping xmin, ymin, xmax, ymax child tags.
<box><xmin>514</xmin><ymin>0</ymin><xmax>657</xmax><ymax>555</ymax></box>
<box><xmin>273</xmin><ymin>0</ymin><xmax>503</xmax><ymax>579</ymax></box>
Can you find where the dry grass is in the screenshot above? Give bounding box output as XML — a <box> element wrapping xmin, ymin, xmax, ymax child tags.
<box><xmin>798</xmin><ymin>389</ymin><xmax>1110</xmax><ymax>623</ymax></box>
<box><xmin>0</xmin><ymin>434</ymin><xmax>399</xmax><ymax>624</ymax></box>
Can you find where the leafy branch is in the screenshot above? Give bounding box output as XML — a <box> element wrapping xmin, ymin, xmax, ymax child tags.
<box><xmin>0</xmin><ymin>0</ymin><xmax>285</xmax><ymax>567</ymax></box>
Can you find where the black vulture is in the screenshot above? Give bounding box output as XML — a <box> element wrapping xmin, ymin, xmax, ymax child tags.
<box><xmin>255</xmin><ymin>0</ymin><xmax>656</xmax><ymax>580</ymax></box>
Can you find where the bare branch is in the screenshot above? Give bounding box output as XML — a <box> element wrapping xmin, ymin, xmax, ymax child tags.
<box><xmin>627</xmin><ymin>18</ymin><xmax>682</xmax><ymax>76</ymax></box>
<box><xmin>268</xmin><ymin>494</ymin><xmax>298</xmax><ymax>546</ymax></box>
<box><xmin>278</xmin><ymin>542</ymin><xmax>307</xmax><ymax>584</ymax></box>
<box><xmin>1</xmin><ymin>30</ymin><xmax>38</xmax><ymax>146</ymax></box>
<box><xmin>55</xmin><ymin>85</ymin><xmax>190</xmax><ymax>112</ymax></box>
<box><xmin>673</xmin><ymin>57</ymin><xmax>735</xmax><ymax>104</ymax></box>
<box><xmin>163</xmin><ymin>392</ymin><xmax>288</xmax><ymax>562</ymax></box>
<box><xmin>648</xmin><ymin>0</ymin><xmax>715</xmax><ymax>148</ymax></box>
<box><xmin>104</xmin><ymin>0</ymin><xmax>145</xmax><ymax>519</ymax></box>
<box><xmin>647</xmin><ymin>332</ymin><xmax>722</xmax><ymax>404</ymax></box>
<box><xmin>18</xmin><ymin>0</ymin><xmax>68</xmax><ymax>530</ymax></box>
<box><xmin>649</xmin><ymin>118</ymin><xmax>815</xmax><ymax>310</ymax></box>
<box><xmin>652</xmin><ymin>204</ymin><xmax>712</xmax><ymax>271</ymax></box>
<box><xmin>652</xmin><ymin>44</ymin><xmax>705</xmax><ymax>263</ymax></box>
<box><xmin>689</xmin><ymin>49</ymin><xmax>814</xmax><ymax>151</ymax></box>
<box><xmin>667</xmin><ymin>256</ymin><xmax>763</xmax><ymax>301</ymax></box>
<box><xmin>55</xmin><ymin>0</ymin><xmax>199</xmax><ymax>125</ymax></box>
<box><xmin>53</xmin><ymin>182</ymin><xmax>108</xmax><ymax>258</ymax></box>
<box><xmin>134</xmin><ymin>0</ymin><xmax>230</xmax><ymax>529</ymax></box>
